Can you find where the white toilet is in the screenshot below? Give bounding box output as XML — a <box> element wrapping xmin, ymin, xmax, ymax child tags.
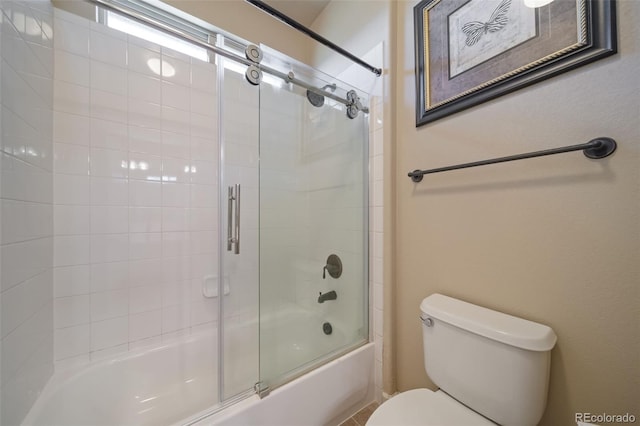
<box><xmin>367</xmin><ymin>293</ymin><xmax>557</xmax><ymax>426</ymax></box>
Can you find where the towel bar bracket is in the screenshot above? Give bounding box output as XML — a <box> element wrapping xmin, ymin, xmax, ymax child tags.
<box><xmin>408</xmin><ymin>137</ymin><xmax>617</xmax><ymax>183</ymax></box>
<box><xmin>583</xmin><ymin>137</ymin><xmax>617</xmax><ymax>159</ymax></box>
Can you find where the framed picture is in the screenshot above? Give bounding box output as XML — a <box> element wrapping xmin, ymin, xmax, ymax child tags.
<box><xmin>414</xmin><ymin>0</ymin><xmax>617</xmax><ymax>126</ymax></box>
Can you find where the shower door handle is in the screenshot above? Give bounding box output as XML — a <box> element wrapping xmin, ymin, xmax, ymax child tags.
<box><xmin>234</xmin><ymin>184</ymin><xmax>240</xmax><ymax>254</ymax></box>
<box><xmin>227</xmin><ymin>184</ymin><xmax>240</xmax><ymax>254</ymax></box>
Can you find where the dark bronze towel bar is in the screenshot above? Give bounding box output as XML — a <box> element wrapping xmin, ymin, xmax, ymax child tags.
<box><xmin>408</xmin><ymin>137</ymin><xmax>617</xmax><ymax>183</ymax></box>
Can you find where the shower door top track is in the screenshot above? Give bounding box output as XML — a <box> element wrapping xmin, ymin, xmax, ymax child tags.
<box><xmin>244</xmin><ymin>0</ymin><xmax>382</xmax><ymax>76</ymax></box>
<box><xmin>87</xmin><ymin>0</ymin><xmax>369</xmax><ymax>114</ymax></box>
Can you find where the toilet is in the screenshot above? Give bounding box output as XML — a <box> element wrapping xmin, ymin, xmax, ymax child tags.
<box><xmin>367</xmin><ymin>294</ymin><xmax>557</xmax><ymax>426</ymax></box>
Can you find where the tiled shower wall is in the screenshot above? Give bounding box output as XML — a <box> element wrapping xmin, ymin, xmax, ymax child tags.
<box><xmin>51</xmin><ymin>8</ymin><xmax>219</xmax><ymax>366</ymax></box>
<box><xmin>0</xmin><ymin>0</ymin><xmax>55</xmax><ymax>424</ymax></box>
<box><xmin>259</xmin><ymin>81</ymin><xmax>368</xmax><ymax>335</ymax></box>
<box><xmin>369</xmin><ymin>96</ymin><xmax>384</xmax><ymax>403</ymax></box>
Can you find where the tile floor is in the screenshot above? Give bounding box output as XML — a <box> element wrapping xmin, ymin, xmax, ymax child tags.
<box><xmin>340</xmin><ymin>402</ymin><xmax>380</xmax><ymax>426</ymax></box>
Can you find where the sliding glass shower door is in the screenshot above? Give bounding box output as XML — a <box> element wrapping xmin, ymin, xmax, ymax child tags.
<box><xmin>219</xmin><ymin>42</ymin><xmax>369</xmax><ymax>401</ymax></box>
<box><xmin>219</xmin><ymin>56</ymin><xmax>261</xmax><ymax>401</ymax></box>
<box><xmin>257</xmin><ymin>59</ymin><xmax>369</xmax><ymax>391</ymax></box>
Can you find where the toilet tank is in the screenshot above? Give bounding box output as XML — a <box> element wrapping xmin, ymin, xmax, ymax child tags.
<box><xmin>420</xmin><ymin>294</ymin><xmax>557</xmax><ymax>426</ymax></box>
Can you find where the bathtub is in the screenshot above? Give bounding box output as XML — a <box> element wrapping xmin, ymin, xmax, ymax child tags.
<box><xmin>194</xmin><ymin>342</ymin><xmax>374</xmax><ymax>426</ymax></box>
<box><xmin>23</xmin><ymin>308</ymin><xmax>373</xmax><ymax>425</ymax></box>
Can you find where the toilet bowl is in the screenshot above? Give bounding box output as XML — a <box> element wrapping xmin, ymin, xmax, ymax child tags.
<box><xmin>366</xmin><ymin>294</ymin><xmax>557</xmax><ymax>426</ymax></box>
<box><xmin>367</xmin><ymin>389</ymin><xmax>495</xmax><ymax>425</ymax></box>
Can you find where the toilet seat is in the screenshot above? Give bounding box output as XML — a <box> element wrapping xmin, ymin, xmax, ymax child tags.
<box><xmin>366</xmin><ymin>389</ymin><xmax>496</xmax><ymax>426</ymax></box>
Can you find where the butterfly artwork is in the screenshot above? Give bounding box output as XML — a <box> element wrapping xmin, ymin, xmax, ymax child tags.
<box><xmin>461</xmin><ymin>0</ymin><xmax>512</xmax><ymax>47</ymax></box>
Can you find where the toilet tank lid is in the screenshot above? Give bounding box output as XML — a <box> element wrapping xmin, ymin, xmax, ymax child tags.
<box><xmin>420</xmin><ymin>294</ymin><xmax>557</xmax><ymax>351</ymax></box>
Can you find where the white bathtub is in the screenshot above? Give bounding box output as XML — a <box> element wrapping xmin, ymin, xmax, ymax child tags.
<box><xmin>23</xmin><ymin>309</ymin><xmax>373</xmax><ymax>426</ymax></box>
<box><xmin>192</xmin><ymin>343</ymin><xmax>374</xmax><ymax>426</ymax></box>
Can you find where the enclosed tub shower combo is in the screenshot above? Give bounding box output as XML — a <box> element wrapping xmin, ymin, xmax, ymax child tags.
<box><xmin>0</xmin><ymin>0</ymin><xmax>375</xmax><ymax>424</ymax></box>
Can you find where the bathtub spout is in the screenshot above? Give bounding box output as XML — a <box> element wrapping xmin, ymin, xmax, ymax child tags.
<box><xmin>318</xmin><ymin>290</ymin><xmax>337</xmax><ymax>303</ymax></box>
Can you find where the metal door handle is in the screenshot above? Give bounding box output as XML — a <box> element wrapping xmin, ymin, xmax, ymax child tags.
<box><xmin>234</xmin><ymin>184</ymin><xmax>240</xmax><ymax>254</ymax></box>
<box><xmin>227</xmin><ymin>184</ymin><xmax>240</xmax><ymax>254</ymax></box>
<box><xmin>227</xmin><ymin>186</ymin><xmax>233</xmax><ymax>251</ymax></box>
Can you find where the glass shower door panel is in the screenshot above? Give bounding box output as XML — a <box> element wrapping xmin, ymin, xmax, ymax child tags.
<box><xmin>259</xmin><ymin>78</ymin><xmax>368</xmax><ymax>390</ymax></box>
<box><xmin>220</xmin><ymin>64</ymin><xmax>260</xmax><ymax>400</ymax></box>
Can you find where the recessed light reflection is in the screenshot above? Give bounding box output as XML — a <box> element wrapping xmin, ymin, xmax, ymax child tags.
<box><xmin>147</xmin><ymin>58</ymin><xmax>176</xmax><ymax>78</ymax></box>
<box><xmin>122</xmin><ymin>161</ymin><xmax>150</xmax><ymax>170</ymax></box>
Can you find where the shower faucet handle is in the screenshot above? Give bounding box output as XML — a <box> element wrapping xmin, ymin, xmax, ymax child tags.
<box><xmin>322</xmin><ymin>254</ymin><xmax>342</xmax><ymax>279</ymax></box>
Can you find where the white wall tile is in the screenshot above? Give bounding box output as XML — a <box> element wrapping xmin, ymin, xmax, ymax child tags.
<box><xmin>128</xmin><ymin>44</ymin><xmax>160</xmax><ymax>77</ymax></box>
<box><xmin>129</xmin><ymin>126</ymin><xmax>162</xmax><ymax>155</ymax></box>
<box><xmin>54</xmin><ymin>265</ymin><xmax>91</xmax><ymax>297</ymax></box>
<box><xmin>128</xmin><ymin>99</ymin><xmax>162</xmax><ymax>129</ymax></box>
<box><xmin>91</xmin><ymin>206</ymin><xmax>129</xmax><ymax>234</ymax></box>
<box><xmin>91</xmin><ymin>89</ymin><xmax>128</xmax><ymax>123</ymax></box>
<box><xmin>189</xmin><ymin>208</ymin><xmax>216</xmax><ymax>231</ymax></box>
<box><xmin>90</xmin><ymin>343</ymin><xmax>128</xmax><ymax>362</ymax></box>
<box><xmin>54</xmin><ymin>16</ymin><xmax>90</xmax><ymax>57</ymax></box>
<box><xmin>54</xmin><ymin>235</ymin><xmax>90</xmax><ymax>266</ymax></box>
<box><xmin>54</xmin><ymin>80</ymin><xmax>89</xmax><ymax>116</ymax></box>
<box><xmin>90</xmin><ymin>148</ymin><xmax>128</xmax><ymax>178</ymax></box>
<box><xmin>54</xmin><ymin>142</ymin><xmax>89</xmax><ymax>175</ymax></box>
<box><xmin>55</xmin><ymin>50</ymin><xmax>90</xmax><ymax>87</ymax></box>
<box><xmin>162</xmin><ymin>131</ymin><xmax>189</xmax><ymax>159</ymax></box>
<box><xmin>91</xmin><ymin>316</ymin><xmax>128</xmax><ymax>351</ymax></box>
<box><xmin>162</xmin><ymin>81</ymin><xmax>190</xmax><ymax>111</ymax></box>
<box><xmin>162</xmin><ymin>106</ymin><xmax>190</xmax><ymax>135</ymax></box>
<box><xmin>129</xmin><ymin>207</ymin><xmax>161</xmax><ymax>233</ymax></box>
<box><xmin>129</xmin><ymin>309</ymin><xmax>161</xmax><ymax>341</ymax></box>
<box><xmin>129</xmin><ymin>258</ymin><xmax>163</xmax><ymax>288</ymax></box>
<box><xmin>54</xmin><ymin>205</ymin><xmax>90</xmax><ymax>235</ymax></box>
<box><xmin>160</xmin><ymin>257</ymin><xmax>190</xmax><ymax>285</ymax></box>
<box><xmin>1</xmin><ymin>238</ymin><xmax>50</xmax><ymax>293</ymax></box>
<box><xmin>129</xmin><ymin>72</ymin><xmax>161</xmax><ymax>104</ymax></box>
<box><xmin>162</xmin><ymin>232</ymin><xmax>190</xmax><ymax>258</ymax></box>
<box><xmin>191</xmin><ymin>136</ymin><xmax>217</xmax><ymax>162</ymax></box>
<box><xmin>129</xmin><ymin>232</ymin><xmax>162</xmax><ymax>260</ymax></box>
<box><xmin>49</xmin><ymin>16</ymin><xmax>224</xmax><ymax>365</ymax></box>
<box><xmin>160</xmin><ymin>56</ymin><xmax>190</xmax><ymax>86</ymax></box>
<box><xmin>190</xmin><ymin>231</ymin><xmax>216</xmax><ymax>255</ymax></box>
<box><xmin>90</xmin><ymin>60</ymin><xmax>127</xmax><ymax>96</ymax></box>
<box><xmin>161</xmin><ymin>304</ymin><xmax>189</xmax><ymax>333</ymax></box>
<box><xmin>91</xmin><ymin>289</ymin><xmax>128</xmax><ymax>322</ymax></box>
<box><xmin>161</xmin><ymin>280</ymin><xmax>190</xmax><ymax>307</ymax></box>
<box><xmin>54</xmin><ymin>111</ymin><xmax>91</xmax><ymax>146</ymax></box>
<box><xmin>190</xmin><ymin>160</ymin><xmax>217</xmax><ymax>185</ymax></box>
<box><xmin>91</xmin><ymin>177</ymin><xmax>128</xmax><ymax>206</ymax></box>
<box><xmin>129</xmin><ymin>126</ymin><xmax>162</xmax><ymax>156</ymax></box>
<box><xmin>55</xmin><ymin>324</ymin><xmax>90</xmax><ymax>360</ymax></box>
<box><xmin>162</xmin><ymin>208</ymin><xmax>189</xmax><ymax>232</ymax></box>
<box><xmin>190</xmin><ymin>184</ymin><xmax>217</xmax><ymax>208</ymax></box>
<box><xmin>55</xmin><ymin>295</ymin><xmax>90</xmax><ymax>328</ymax></box>
<box><xmin>129</xmin><ymin>180</ymin><xmax>161</xmax><ymax>207</ymax></box>
<box><xmin>90</xmin><ymin>261</ymin><xmax>129</xmax><ymax>292</ymax></box>
<box><xmin>190</xmin><ymin>90</ymin><xmax>216</xmax><ymax>117</ymax></box>
<box><xmin>191</xmin><ymin>63</ymin><xmax>216</xmax><ymax>93</ymax></box>
<box><xmin>90</xmin><ymin>234</ymin><xmax>129</xmax><ymax>263</ymax></box>
<box><xmin>1</xmin><ymin>273</ymin><xmax>50</xmax><ymax>339</ymax></box>
<box><xmin>91</xmin><ymin>118</ymin><xmax>127</xmax><ymax>151</ymax></box>
<box><xmin>161</xmin><ymin>183</ymin><xmax>189</xmax><ymax>207</ymax></box>
<box><xmin>190</xmin><ymin>112</ymin><xmax>217</xmax><ymax>139</ymax></box>
<box><xmin>162</xmin><ymin>157</ymin><xmax>190</xmax><ymax>183</ymax></box>
<box><xmin>129</xmin><ymin>285</ymin><xmax>162</xmax><ymax>314</ymax></box>
<box><xmin>89</xmin><ymin>30</ymin><xmax>127</xmax><ymax>67</ymax></box>
<box><xmin>128</xmin><ymin>153</ymin><xmax>161</xmax><ymax>181</ymax></box>
<box><xmin>190</xmin><ymin>298</ymin><xmax>217</xmax><ymax>326</ymax></box>
<box><xmin>129</xmin><ymin>336</ymin><xmax>161</xmax><ymax>351</ymax></box>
